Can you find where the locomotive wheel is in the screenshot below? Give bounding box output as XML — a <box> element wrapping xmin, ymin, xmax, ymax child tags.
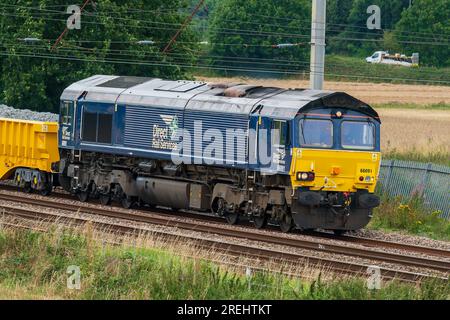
<box><xmin>78</xmin><ymin>191</ymin><xmax>89</xmax><ymax>202</ymax></box>
<box><xmin>121</xmin><ymin>196</ymin><xmax>134</xmax><ymax>209</ymax></box>
<box><xmin>99</xmin><ymin>194</ymin><xmax>111</xmax><ymax>206</ymax></box>
<box><xmin>253</xmin><ymin>215</ymin><xmax>267</xmax><ymax>229</ymax></box>
<box><xmin>214</xmin><ymin>198</ymin><xmax>226</xmax><ymax>217</ymax></box>
<box><xmin>279</xmin><ymin>214</ymin><xmax>294</xmax><ymax>233</ymax></box>
<box><xmin>225</xmin><ymin>212</ymin><xmax>239</xmax><ymax>225</ymax></box>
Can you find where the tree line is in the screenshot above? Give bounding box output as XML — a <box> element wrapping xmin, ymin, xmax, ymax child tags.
<box><xmin>0</xmin><ymin>0</ymin><xmax>199</xmax><ymax>112</ymax></box>
<box><xmin>207</xmin><ymin>0</ymin><xmax>448</xmax><ymax>67</ymax></box>
<box><xmin>0</xmin><ymin>0</ymin><xmax>448</xmax><ymax>112</ymax></box>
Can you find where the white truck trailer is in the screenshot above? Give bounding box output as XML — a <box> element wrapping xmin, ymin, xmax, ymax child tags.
<box><xmin>366</xmin><ymin>51</ymin><xmax>419</xmax><ymax>67</ymax></box>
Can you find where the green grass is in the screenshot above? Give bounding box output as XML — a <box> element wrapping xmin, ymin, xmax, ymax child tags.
<box><xmin>0</xmin><ymin>228</ymin><xmax>448</xmax><ymax>300</ymax></box>
<box><xmin>383</xmin><ymin>150</ymin><xmax>450</xmax><ymax>167</ymax></box>
<box><xmin>374</xmin><ymin>102</ymin><xmax>450</xmax><ymax>110</ymax></box>
<box><xmin>325</xmin><ymin>55</ymin><xmax>450</xmax><ymax>85</ymax></box>
<box><xmin>370</xmin><ymin>195</ymin><xmax>450</xmax><ymax>241</ymax></box>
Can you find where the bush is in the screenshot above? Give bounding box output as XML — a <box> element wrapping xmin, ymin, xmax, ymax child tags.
<box><xmin>370</xmin><ymin>195</ymin><xmax>450</xmax><ymax>240</ymax></box>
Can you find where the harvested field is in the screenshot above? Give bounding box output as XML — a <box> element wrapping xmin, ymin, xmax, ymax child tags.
<box><xmin>197</xmin><ymin>77</ymin><xmax>450</xmax><ymax>105</ymax></box>
<box><xmin>378</xmin><ymin>109</ymin><xmax>449</xmax><ymax>155</ymax></box>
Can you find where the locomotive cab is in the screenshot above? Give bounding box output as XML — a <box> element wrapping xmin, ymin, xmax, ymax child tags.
<box><xmin>290</xmin><ymin>104</ymin><xmax>381</xmax><ymax>231</ymax></box>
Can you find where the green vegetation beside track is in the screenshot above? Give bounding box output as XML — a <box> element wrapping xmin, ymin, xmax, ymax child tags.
<box><xmin>383</xmin><ymin>150</ymin><xmax>450</xmax><ymax>167</ymax></box>
<box><xmin>370</xmin><ymin>196</ymin><xmax>450</xmax><ymax>241</ymax></box>
<box><xmin>0</xmin><ymin>228</ymin><xmax>449</xmax><ymax>300</ymax></box>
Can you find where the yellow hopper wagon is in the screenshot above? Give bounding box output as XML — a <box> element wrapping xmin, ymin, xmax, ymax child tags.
<box><xmin>0</xmin><ymin>118</ymin><xmax>59</xmax><ymax>195</ymax></box>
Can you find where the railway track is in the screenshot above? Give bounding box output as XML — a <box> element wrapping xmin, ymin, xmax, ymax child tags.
<box><xmin>0</xmin><ymin>190</ymin><xmax>449</xmax><ymax>283</ymax></box>
<box><xmin>0</xmin><ymin>202</ymin><xmax>444</xmax><ymax>284</ymax></box>
<box><xmin>1</xmin><ymin>186</ymin><xmax>449</xmax><ymax>261</ymax></box>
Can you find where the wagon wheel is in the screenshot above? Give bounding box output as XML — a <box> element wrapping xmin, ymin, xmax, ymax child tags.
<box><xmin>279</xmin><ymin>214</ymin><xmax>294</xmax><ymax>233</ymax></box>
<box><xmin>99</xmin><ymin>194</ymin><xmax>111</xmax><ymax>206</ymax></box>
<box><xmin>78</xmin><ymin>191</ymin><xmax>89</xmax><ymax>202</ymax></box>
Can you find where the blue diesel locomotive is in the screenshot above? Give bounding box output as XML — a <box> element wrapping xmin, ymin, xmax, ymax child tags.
<box><xmin>58</xmin><ymin>75</ymin><xmax>381</xmax><ymax>233</ymax></box>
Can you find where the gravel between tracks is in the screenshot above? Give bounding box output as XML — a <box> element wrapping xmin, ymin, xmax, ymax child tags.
<box><xmin>353</xmin><ymin>229</ymin><xmax>450</xmax><ymax>251</ymax></box>
<box><xmin>0</xmin><ymin>190</ymin><xmax>448</xmax><ymax>279</ymax></box>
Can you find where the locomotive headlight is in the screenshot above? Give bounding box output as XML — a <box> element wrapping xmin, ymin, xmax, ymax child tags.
<box><xmin>297</xmin><ymin>172</ymin><xmax>315</xmax><ymax>181</ymax></box>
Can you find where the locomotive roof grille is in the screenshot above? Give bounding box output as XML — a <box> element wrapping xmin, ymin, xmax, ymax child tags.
<box><xmin>96</xmin><ymin>76</ymin><xmax>152</xmax><ymax>89</ymax></box>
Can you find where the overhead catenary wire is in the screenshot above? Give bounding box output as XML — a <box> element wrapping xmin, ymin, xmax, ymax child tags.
<box><xmin>9</xmin><ymin>1</ymin><xmax>445</xmax><ymax>40</ymax></box>
<box><xmin>1</xmin><ymin>49</ymin><xmax>449</xmax><ymax>85</ymax></box>
<box><xmin>0</xmin><ymin>3</ymin><xmax>449</xmax><ymax>85</ymax></box>
<box><xmin>3</xmin><ymin>40</ymin><xmax>449</xmax><ymax>78</ymax></box>
<box><xmin>163</xmin><ymin>0</ymin><xmax>206</xmax><ymax>53</ymax></box>
<box><xmin>0</xmin><ymin>6</ymin><xmax>449</xmax><ymax>45</ymax></box>
<box><xmin>2</xmin><ymin>11</ymin><xmax>448</xmax><ymax>48</ymax></box>
<box><xmin>1</xmin><ymin>2</ymin><xmax>449</xmax><ymax>41</ymax></box>
<box><xmin>6</xmin><ymin>37</ymin><xmax>450</xmax><ymax>75</ymax></box>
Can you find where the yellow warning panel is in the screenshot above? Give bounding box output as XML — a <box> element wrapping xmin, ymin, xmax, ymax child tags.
<box><xmin>0</xmin><ymin>118</ymin><xmax>59</xmax><ymax>179</ymax></box>
<box><xmin>290</xmin><ymin>148</ymin><xmax>381</xmax><ymax>193</ymax></box>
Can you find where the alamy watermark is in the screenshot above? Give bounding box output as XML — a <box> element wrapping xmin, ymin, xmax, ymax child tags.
<box><xmin>67</xmin><ymin>265</ymin><xmax>81</xmax><ymax>290</ymax></box>
<box><xmin>367</xmin><ymin>265</ymin><xmax>382</xmax><ymax>290</ymax></box>
<box><xmin>367</xmin><ymin>5</ymin><xmax>381</xmax><ymax>30</ymax></box>
<box><xmin>67</xmin><ymin>5</ymin><xmax>81</xmax><ymax>30</ymax></box>
<box><xmin>165</xmin><ymin>124</ymin><xmax>288</xmax><ymax>173</ymax></box>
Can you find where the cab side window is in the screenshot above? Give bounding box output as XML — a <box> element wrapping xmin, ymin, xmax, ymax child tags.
<box><xmin>272</xmin><ymin>120</ymin><xmax>288</xmax><ymax>146</ymax></box>
<box><xmin>60</xmin><ymin>102</ymin><xmax>73</xmax><ymax>125</ymax></box>
<box><xmin>82</xmin><ymin>110</ymin><xmax>112</xmax><ymax>144</ymax></box>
